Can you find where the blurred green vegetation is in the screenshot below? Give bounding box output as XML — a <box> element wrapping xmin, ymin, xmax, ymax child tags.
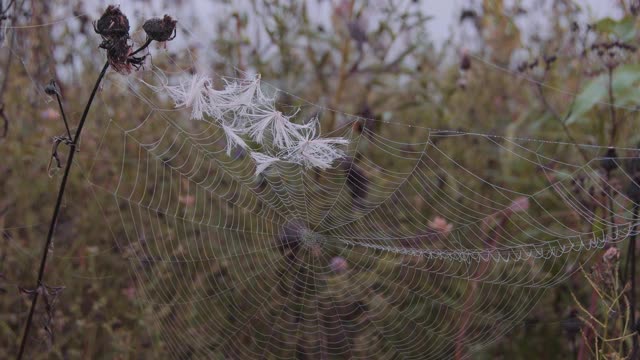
<box><xmin>2</xmin><ymin>0</ymin><xmax>640</xmax><ymax>359</ymax></box>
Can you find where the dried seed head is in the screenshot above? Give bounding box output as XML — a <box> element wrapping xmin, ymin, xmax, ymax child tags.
<box><xmin>94</xmin><ymin>5</ymin><xmax>130</xmax><ymax>39</ymax></box>
<box><xmin>143</xmin><ymin>15</ymin><xmax>177</xmax><ymax>42</ymax></box>
<box><xmin>105</xmin><ymin>36</ymin><xmax>134</xmax><ymax>74</ymax></box>
<box><xmin>44</xmin><ymin>80</ymin><xmax>59</xmax><ymax>96</ymax></box>
<box><xmin>459</xmin><ymin>9</ymin><xmax>477</xmax><ymax>23</ymax></box>
<box><xmin>94</xmin><ymin>6</ymin><xmax>139</xmax><ymax>74</ymax></box>
<box><xmin>590</xmin><ymin>41</ymin><xmax>636</xmax><ymax>69</ymax></box>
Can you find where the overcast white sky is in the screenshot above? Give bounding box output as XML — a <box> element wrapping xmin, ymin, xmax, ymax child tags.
<box><xmin>423</xmin><ymin>0</ymin><xmax>621</xmax><ymax>43</ymax></box>
<box><xmin>82</xmin><ymin>0</ymin><xmax>622</xmax><ymax>47</ymax></box>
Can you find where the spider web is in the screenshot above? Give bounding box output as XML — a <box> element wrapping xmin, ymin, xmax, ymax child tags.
<box><xmin>82</xmin><ymin>68</ymin><xmax>640</xmax><ymax>359</ymax></box>
<box><xmin>2</xmin><ymin>1</ymin><xmax>639</xmax><ymax>359</ymax></box>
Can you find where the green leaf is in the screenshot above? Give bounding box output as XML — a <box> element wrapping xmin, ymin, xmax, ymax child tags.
<box><xmin>565</xmin><ymin>76</ymin><xmax>607</xmax><ymax>125</ymax></box>
<box><xmin>565</xmin><ymin>64</ymin><xmax>640</xmax><ymax>125</ymax></box>
<box><xmin>594</xmin><ymin>16</ymin><xmax>637</xmax><ymax>42</ymax></box>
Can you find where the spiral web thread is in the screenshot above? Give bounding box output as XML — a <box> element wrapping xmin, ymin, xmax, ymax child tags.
<box><xmin>2</xmin><ymin>3</ymin><xmax>640</xmax><ymax>359</ymax></box>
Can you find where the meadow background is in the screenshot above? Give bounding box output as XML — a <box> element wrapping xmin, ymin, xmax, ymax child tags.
<box><xmin>2</xmin><ymin>0</ymin><xmax>640</xmax><ymax>358</ymax></box>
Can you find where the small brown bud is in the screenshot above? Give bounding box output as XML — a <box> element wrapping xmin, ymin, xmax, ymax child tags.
<box><xmin>143</xmin><ymin>15</ymin><xmax>177</xmax><ymax>42</ymax></box>
<box><xmin>459</xmin><ymin>9</ymin><xmax>477</xmax><ymax>23</ymax></box>
<box><xmin>44</xmin><ymin>80</ymin><xmax>58</xmax><ymax>96</ymax></box>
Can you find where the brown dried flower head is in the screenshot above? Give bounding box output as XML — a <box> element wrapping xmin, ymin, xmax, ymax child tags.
<box><xmin>105</xmin><ymin>36</ymin><xmax>134</xmax><ymax>74</ymax></box>
<box><xmin>143</xmin><ymin>15</ymin><xmax>177</xmax><ymax>42</ymax></box>
<box><xmin>94</xmin><ymin>5</ymin><xmax>135</xmax><ymax>74</ymax></box>
<box><xmin>94</xmin><ymin>5</ymin><xmax>130</xmax><ymax>39</ymax></box>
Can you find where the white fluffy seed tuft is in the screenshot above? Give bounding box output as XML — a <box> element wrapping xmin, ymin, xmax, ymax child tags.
<box><xmin>142</xmin><ymin>72</ymin><xmax>349</xmax><ymax>176</ymax></box>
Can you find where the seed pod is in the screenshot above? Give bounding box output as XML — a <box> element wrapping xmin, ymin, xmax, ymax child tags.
<box><xmin>44</xmin><ymin>80</ymin><xmax>58</xmax><ymax>96</ymax></box>
<box><xmin>143</xmin><ymin>15</ymin><xmax>177</xmax><ymax>43</ymax></box>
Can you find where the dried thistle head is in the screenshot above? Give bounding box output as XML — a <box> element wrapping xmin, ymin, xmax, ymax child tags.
<box><xmin>94</xmin><ymin>5</ymin><xmax>129</xmax><ymax>39</ymax></box>
<box><xmin>143</xmin><ymin>15</ymin><xmax>177</xmax><ymax>43</ymax></box>
<box><xmin>94</xmin><ymin>5</ymin><xmax>135</xmax><ymax>74</ymax></box>
<box><xmin>104</xmin><ymin>36</ymin><xmax>134</xmax><ymax>74</ymax></box>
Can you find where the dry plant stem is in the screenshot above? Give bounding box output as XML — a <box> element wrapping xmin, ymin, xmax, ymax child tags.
<box><xmin>578</xmin><ymin>69</ymin><xmax>622</xmax><ymax>360</ymax></box>
<box><xmin>327</xmin><ymin>41</ymin><xmax>351</xmax><ymax>132</ymax></box>
<box><xmin>607</xmin><ymin>67</ymin><xmax>617</xmax><ymax>146</ymax></box>
<box><xmin>54</xmin><ymin>91</ymin><xmax>71</xmax><ymax>139</ymax></box>
<box><xmin>578</xmin><ymin>180</ymin><xmax>622</xmax><ymax>360</ymax></box>
<box><xmin>578</xmin><ymin>287</ymin><xmax>600</xmax><ymax>360</ymax></box>
<box><xmin>0</xmin><ymin>0</ymin><xmax>16</xmax><ymax>18</ymax></box>
<box><xmin>0</xmin><ymin>16</ymin><xmax>16</xmax><ymax>138</ymax></box>
<box><xmin>0</xmin><ymin>105</ymin><xmax>7</xmax><ymax>138</ymax></box>
<box><xmin>629</xmin><ymin>204</ymin><xmax>638</xmax><ymax>358</ymax></box>
<box><xmin>16</xmin><ymin>34</ymin><xmax>153</xmax><ymax>359</ymax></box>
<box><xmin>327</xmin><ymin>0</ymin><xmax>354</xmax><ymax>132</ymax></box>
<box><xmin>16</xmin><ymin>61</ymin><xmax>109</xmax><ymax>360</ymax></box>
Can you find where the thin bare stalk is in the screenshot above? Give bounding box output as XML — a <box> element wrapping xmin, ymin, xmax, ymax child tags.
<box><xmin>53</xmin><ymin>90</ymin><xmax>71</xmax><ymax>139</ymax></box>
<box><xmin>16</xmin><ymin>60</ymin><xmax>109</xmax><ymax>360</ymax></box>
<box><xmin>16</xmin><ymin>26</ymin><xmax>155</xmax><ymax>354</ymax></box>
<box><xmin>607</xmin><ymin>66</ymin><xmax>617</xmax><ymax>146</ymax></box>
<box><xmin>629</xmin><ymin>205</ymin><xmax>638</xmax><ymax>358</ymax></box>
<box><xmin>0</xmin><ymin>5</ymin><xmax>16</xmax><ymax>138</ymax></box>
